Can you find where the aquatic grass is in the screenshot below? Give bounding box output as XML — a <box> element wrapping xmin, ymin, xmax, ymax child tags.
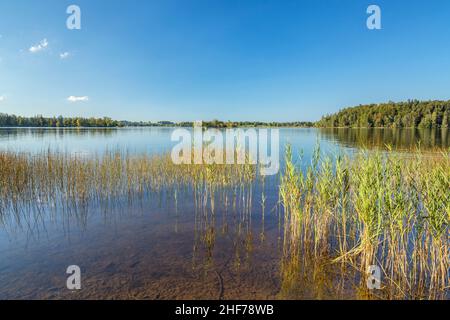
<box><xmin>0</xmin><ymin>149</ymin><xmax>257</xmax><ymax>221</ymax></box>
<box><xmin>279</xmin><ymin>145</ymin><xmax>449</xmax><ymax>299</ymax></box>
<box><xmin>0</xmin><ymin>146</ymin><xmax>448</xmax><ymax>300</ymax></box>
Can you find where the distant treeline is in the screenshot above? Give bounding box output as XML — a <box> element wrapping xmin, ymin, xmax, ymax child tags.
<box><xmin>0</xmin><ymin>114</ymin><xmax>122</xmax><ymax>127</ymax></box>
<box><xmin>317</xmin><ymin>100</ymin><xmax>450</xmax><ymax>128</ymax></box>
<box><xmin>200</xmin><ymin>120</ymin><xmax>314</xmax><ymax>128</ymax></box>
<box><xmin>122</xmin><ymin>120</ymin><xmax>315</xmax><ymax>128</ymax></box>
<box><xmin>0</xmin><ymin>114</ymin><xmax>315</xmax><ymax>128</ymax></box>
<box><xmin>5</xmin><ymin>99</ymin><xmax>450</xmax><ymax>129</ymax></box>
<box><xmin>120</xmin><ymin>120</ymin><xmax>193</xmax><ymax>127</ymax></box>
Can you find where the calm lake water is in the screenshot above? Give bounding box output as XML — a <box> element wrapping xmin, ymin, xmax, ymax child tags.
<box><xmin>0</xmin><ymin>127</ymin><xmax>448</xmax><ymax>299</ymax></box>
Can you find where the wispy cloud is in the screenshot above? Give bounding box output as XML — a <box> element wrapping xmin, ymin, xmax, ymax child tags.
<box><xmin>60</xmin><ymin>52</ymin><xmax>70</xmax><ymax>59</ymax></box>
<box><xmin>0</xmin><ymin>95</ymin><xmax>6</xmax><ymax>102</ymax></box>
<box><xmin>67</xmin><ymin>96</ymin><xmax>89</xmax><ymax>102</ymax></box>
<box><xmin>29</xmin><ymin>38</ymin><xmax>48</xmax><ymax>53</ymax></box>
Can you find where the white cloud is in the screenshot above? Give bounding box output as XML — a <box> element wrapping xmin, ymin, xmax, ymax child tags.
<box><xmin>60</xmin><ymin>52</ymin><xmax>70</xmax><ymax>59</ymax></box>
<box><xmin>0</xmin><ymin>95</ymin><xmax>5</xmax><ymax>102</ymax></box>
<box><xmin>67</xmin><ymin>96</ymin><xmax>89</xmax><ymax>102</ymax></box>
<box><xmin>29</xmin><ymin>38</ymin><xmax>48</xmax><ymax>53</ymax></box>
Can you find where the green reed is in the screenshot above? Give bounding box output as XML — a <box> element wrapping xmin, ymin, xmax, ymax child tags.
<box><xmin>0</xmin><ymin>146</ymin><xmax>448</xmax><ymax>300</ymax></box>
<box><xmin>279</xmin><ymin>145</ymin><xmax>449</xmax><ymax>299</ymax></box>
<box><xmin>0</xmin><ymin>149</ymin><xmax>258</xmax><ymax>278</ymax></box>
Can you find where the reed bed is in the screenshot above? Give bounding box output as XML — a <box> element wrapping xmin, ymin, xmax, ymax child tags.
<box><xmin>0</xmin><ymin>150</ymin><xmax>256</xmax><ymax>224</ymax></box>
<box><xmin>0</xmin><ymin>147</ymin><xmax>448</xmax><ymax>299</ymax></box>
<box><xmin>279</xmin><ymin>145</ymin><xmax>449</xmax><ymax>299</ymax></box>
<box><xmin>0</xmin><ymin>149</ymin><xmax>259</xmax><ymax>300</ymax></box>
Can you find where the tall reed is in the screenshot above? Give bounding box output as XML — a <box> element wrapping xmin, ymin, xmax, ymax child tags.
<box><xmin>279</xmin><ymin>145</ymin><xmax>449</xmax><ymax>299</ymax></box>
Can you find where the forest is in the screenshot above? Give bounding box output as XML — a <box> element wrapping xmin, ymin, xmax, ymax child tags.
<box><xmin>0</xmin><ymin>114</ymin><xmax>123</xmax><ymax>128</ymax></box>
<box><xmin>2</xmin><ymin>100</ymin><xmax>449</xmax><ymax>129</ymax></box>
<box><xmin>121</xmin><ymin>120</ymin><xmax>315</xmax><ymax>128</ymax></box>
<box><xmin>316</xmin><ymin>100</ymin><xmax>450</xmax><ymax>128</ymax></box>
<box><xmin>200</xmin><ymin>120</ymin><xmax>314</xmax><ymax>128</ymax></box>
<box><xmin>0</xmin><ymin>114</ymin><xmax>314</xmax><ymax>128</ymax></box>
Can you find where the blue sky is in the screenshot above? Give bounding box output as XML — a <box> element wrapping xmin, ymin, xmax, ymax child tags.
<box><xmin>1</xmin><ymin>0</ymin><xmax>450</xmax><ymax>122</ymax></box>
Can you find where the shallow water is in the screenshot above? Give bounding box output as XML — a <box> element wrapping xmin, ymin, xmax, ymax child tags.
<box><xmin>0</xmin><ymin>127</ymin><xmax>448</xmax><ymax>299</ymax></box>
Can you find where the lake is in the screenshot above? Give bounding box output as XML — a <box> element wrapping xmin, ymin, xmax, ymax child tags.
<box><xmin>0</xmin><ymin>127</ymin><xmax>448</xmax><ymax>299</ymax></box>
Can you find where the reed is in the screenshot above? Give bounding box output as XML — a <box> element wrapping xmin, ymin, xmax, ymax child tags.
<box><xmin>0</xmin><ymin>150</ymin><xmax>257</xmax><ymax>221</ymax></box>
<box><xmin>279</xmin><ymin>145</ymin><xmax>449</xmax><ymax>299</ymax></box>
<box><xmin>0</xmin><ymin>146</ymin><xmax>448</xmax><ymax>299</ymax></box>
